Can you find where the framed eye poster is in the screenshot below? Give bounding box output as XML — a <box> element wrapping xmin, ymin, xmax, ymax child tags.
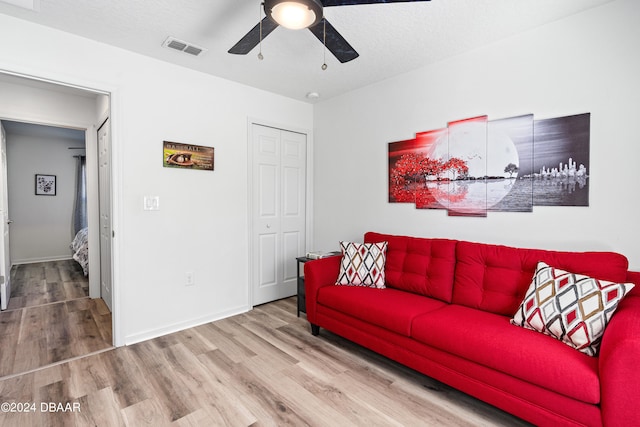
<box><xmin>163</xmin><ymin>141</ymin><xmax>214</xmax><ymax>171</ymax></box>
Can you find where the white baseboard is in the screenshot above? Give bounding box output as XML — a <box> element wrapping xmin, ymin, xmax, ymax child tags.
<box><xmin>124</xmin><ymin>304</ymin><xmax>251</xmax><ymax>346</ymax></box>
<box><xmin>13</xmin><ymin>255</ymin><xmax>73</xmax><ymax>265</ymax></box>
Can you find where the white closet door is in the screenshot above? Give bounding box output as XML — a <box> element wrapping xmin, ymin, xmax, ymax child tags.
<box><xmin>251</xmin><ymin>124</ymin><xmax>306</xmax><ymax>306</ymax></box>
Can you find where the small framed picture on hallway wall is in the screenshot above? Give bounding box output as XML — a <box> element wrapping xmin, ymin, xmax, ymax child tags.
<box><xmin>35</xmin><ymin>174</ymin><xmax>56</xmax><ymax>196</ymax></box>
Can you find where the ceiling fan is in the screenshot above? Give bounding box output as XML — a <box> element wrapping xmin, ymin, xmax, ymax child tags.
<box><xmin>229</xmin><ymin>0</ymin><xmax>432</xmax><ymax>64</ymax></box>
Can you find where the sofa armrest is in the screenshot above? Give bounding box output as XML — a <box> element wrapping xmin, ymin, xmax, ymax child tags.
<box><xmin>303</xmin><ymin>255</ymin><xmax>341</xmax><ymax>324</ymax></box>
<box><xmin>626</xmin><ymin>271</ymin><xmax>640</xmax><ymax>297</ymax></box>
<box><xmin>599</xmin><ymin>293</ymin><xmax>640</xmax><ymax>427</ymax></box>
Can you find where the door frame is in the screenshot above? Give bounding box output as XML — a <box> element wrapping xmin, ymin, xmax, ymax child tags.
<box><xmin>247</xmin><ymin>118</ymin><xmax>314</xmax><ymax>308</ymax></box>
<box><xmin>0</xmin><ymin>68</ymin><xmax>123</xmax><ymax>346</ymax></box>
<box><xmin>0</xmin><ymin>123</ymin><xmax>9</xmax><ymax>310</ymax></box>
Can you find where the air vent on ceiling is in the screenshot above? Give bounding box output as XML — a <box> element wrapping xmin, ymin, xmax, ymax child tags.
<box><xmin>162</xmin><ymin>37</ymin><xmax>206</xmax><ymax>57</ymax></box>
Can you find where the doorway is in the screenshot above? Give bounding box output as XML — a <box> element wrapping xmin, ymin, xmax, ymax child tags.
<box><xmin>250</xmin><ymin>123</ymin><xmax>308</xmax><ymax>306</ymax></box>
<box><xmin>0</xmin><ymin>72</ymin><xmax>115</xmax><ymax>376</ymax></box>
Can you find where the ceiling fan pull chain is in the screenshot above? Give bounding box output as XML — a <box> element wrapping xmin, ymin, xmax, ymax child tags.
<box><xmin>258</xmin><ymin>2</ymin><xmax>264</xmax><ymax>60</ymax></box>
<box><xmin>321</xmin><ymin>18</ymin><xmax>327</xmax><ymax>70</ymax></box>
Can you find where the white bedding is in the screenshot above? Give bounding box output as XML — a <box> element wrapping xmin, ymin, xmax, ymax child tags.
<box><xmin>71</xmin><ymin>227</ymin><xmax>89</xmax><ymax>276</ymax></box>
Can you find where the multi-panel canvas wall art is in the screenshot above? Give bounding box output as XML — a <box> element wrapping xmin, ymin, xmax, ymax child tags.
<box><xmin>388</xmin><ymin>113</ymin><xmax>590</xmax><ymax>217</ymax></box>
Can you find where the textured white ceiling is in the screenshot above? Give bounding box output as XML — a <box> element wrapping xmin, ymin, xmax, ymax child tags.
<box><xmin>0</xmin><ymin>0</ymin><xmax>614</xmax><ymax>102</ymax></box>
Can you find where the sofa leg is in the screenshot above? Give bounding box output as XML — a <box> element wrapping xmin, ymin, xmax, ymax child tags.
<box><xmin>310</xmin><ymin>324</ymin><xmax>320</xmax><ymax>336</ymax></box>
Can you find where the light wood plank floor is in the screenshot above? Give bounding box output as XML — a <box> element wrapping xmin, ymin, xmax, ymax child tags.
<box><xmin>8</xmin><ymin>260</ymin><xmax>89</xmax><ymax>311</ymax></box>
<box><xmin>0</xmin><ymin>297</ymin><xmax>531</xmax><ymax>426</ymax></box>
<box><xmin>0</xmin><ymin>260</ymin><xmax>112</xmax><ymax>378</ymax></box>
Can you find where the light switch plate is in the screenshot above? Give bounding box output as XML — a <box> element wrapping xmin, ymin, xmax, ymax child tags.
<box><xmin>143</xmin><ymin>196</ymin><xmax>160</xmax><ymax>211</ymax></box>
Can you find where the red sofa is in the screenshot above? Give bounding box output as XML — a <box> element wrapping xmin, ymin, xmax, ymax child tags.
<box><xmin>304</xmin><ymin>232</ymin><xmax>640</xmax><ymax>427</ymax></box>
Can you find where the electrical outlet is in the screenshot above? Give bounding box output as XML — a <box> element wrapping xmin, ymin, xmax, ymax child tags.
<box><xmin>185</xmin><ymin>271</ymin><xmax>195</xmax><ymax>286</ymax></box>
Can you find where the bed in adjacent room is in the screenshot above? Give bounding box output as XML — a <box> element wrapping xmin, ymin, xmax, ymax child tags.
<box><xmin>71</xmin><ymin>227</ymin><xmax>89</xmax><ymax>276</ymax></box>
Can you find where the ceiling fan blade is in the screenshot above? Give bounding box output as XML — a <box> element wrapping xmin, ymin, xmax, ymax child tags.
<box><xmin>308</xmin><ymin>19</ymin><xmax>359</xmax><ymax>63</ymax></box>
<box><xmin>322</xmin><ymin>0</ymin><xmax>430</xmax><ymax>6</ymax></box>
<box><xmin>228</xmin><ymin>17</ymin><xmax>279</xmax><ymax>55</ymax></box>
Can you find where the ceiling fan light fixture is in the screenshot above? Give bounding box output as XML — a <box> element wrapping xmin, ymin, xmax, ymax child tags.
<box><xmin>264</xmin><ymin>0</ymin><xmax>323</xmax><ymax>30</ymax></box>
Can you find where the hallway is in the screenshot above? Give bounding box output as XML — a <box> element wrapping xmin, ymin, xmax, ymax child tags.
<box><xmin>0</xmin><ymin>260</ymin><xmax>112</xmax><ymax>378</ymax></box>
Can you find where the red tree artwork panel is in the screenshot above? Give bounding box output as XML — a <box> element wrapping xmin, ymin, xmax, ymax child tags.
<box><xmin>388</xmin><ymin>138</ymin><xmax>419</xmax><ymax>204</ymax></box>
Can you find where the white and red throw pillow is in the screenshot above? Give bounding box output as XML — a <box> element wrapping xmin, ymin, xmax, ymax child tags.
<box><xmin>336</xmin><ymin>241</ymin><xmax>388</xmax><ymax>288</ymax></box>
<box><xmin>511</xmin><ymin>261</ymin><xmax>634</xmax><ymax>356</ymax></box>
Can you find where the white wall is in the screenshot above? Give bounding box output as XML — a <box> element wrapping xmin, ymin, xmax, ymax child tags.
<box><xmin>0</xmin><ymin>79</ymin><xmax>99</xmax><ymax>127</ymax></box>
<box><xmin>96</xmin><ymin>94</ymin><xmax>109</xmax><ymax>123</ymax></box>
<box><xmin>313</xmin><ymin>0</ymin><xmax>640</xmax><ymax>270</ymax></box>
<box><xmin>6</xmin><ymin>128</ymin><xmax>82</xmax><ymax>263</ymax></box>
<box><xmin>0</xmin><ymin>14</ymin><xmax>313</xmax><ymax>344</ymax></box>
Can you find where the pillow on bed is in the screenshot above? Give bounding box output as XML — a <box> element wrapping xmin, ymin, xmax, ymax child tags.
<box><xmin>71</xmin><ymin>228</ymin><xmax>89</xmax><ymax>276</ymax></box>
<box><xmin>71</xmin><ymin>227</ymin><xmax>89</xmax><ymax>253</ymax></box>
<box><xmin>335</xmin><ymin>241</ymin><xmax>387</xmax><ymax>288</ymax></box>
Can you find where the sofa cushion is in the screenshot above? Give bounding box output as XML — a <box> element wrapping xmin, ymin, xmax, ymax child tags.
<box><xmin>411</xmin><ymin>304</ymin><xmax>600</xmax><ymax>404</ymax></box>
<box><xmin>315</xmin><ymin>304</ymin><xmax>602</xmax><ymax>427</ymax></box>
<box><xmin>452</xmin><ymin>240</ymin><xmax>630</xmax><ymax>316</ymax></box>
<box><xmin>336</xmin><ymin>241</ymin><xmax>388</xmax><ymax>288</ymax></box>
<box><xmin>511</xmin><ymin>261</ymin><xmax>634</xmax><ymax>356</ymax></box>
<box><xmin>365</xmin><ymin>232</ymin><xmax>457</xmax><ymax>302</ymax></box>
<box><xmin>317</xmin><ymin>286</ymin><xmax>446</xmax><ymax>336</ymax></box>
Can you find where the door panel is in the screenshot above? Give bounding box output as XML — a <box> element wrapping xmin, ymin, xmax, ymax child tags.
<box><xmin>98</xmin><ymin>118</ymin><xmax>113</xmax><ymax>312</ymax></box>
<box><xmin>259</xmin><ymin>164</ymin><xmax>277</xmax><ymax>217</ymax></box>
<box><xmin>252</xmin><ymin>124</ymin><xmax>306</xmax><ymax>306</ymax></box>
<box><xmin>258</xmin><ymin>233</ymin><xmax>277</xmax><ymax>287</ymax></box>
<box><xmin>283</xmin><ymin>231</ymin><xmax>301</xmax><ymax>282</ymax></box>
<box><xmin>283</xmin><ymin>167</ymin><xmax>300</xmax><ymax>216</ymax></box>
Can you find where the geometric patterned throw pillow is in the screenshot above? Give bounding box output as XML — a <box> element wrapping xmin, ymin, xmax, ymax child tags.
<box><xmin>335</xmin><ymin>241</ymin><xmax>388</xmax><ymax>289</ymax></box>
<box><xmin>511</xmin><ymin>261</ymin><xmax>635</xmax><ymax>356</ymax></box>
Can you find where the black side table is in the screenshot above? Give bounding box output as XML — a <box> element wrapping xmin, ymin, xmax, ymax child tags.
<box><xmin>296</xmin><ymin>257</ymin><xmax>312</xmax><ymax>317</ymax></box>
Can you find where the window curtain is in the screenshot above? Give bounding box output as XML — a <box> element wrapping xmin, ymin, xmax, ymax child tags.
<box><xmin>73</xmin><ymin>155</ymin><xmax>87</xmax><ymax>235</ymax></box>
